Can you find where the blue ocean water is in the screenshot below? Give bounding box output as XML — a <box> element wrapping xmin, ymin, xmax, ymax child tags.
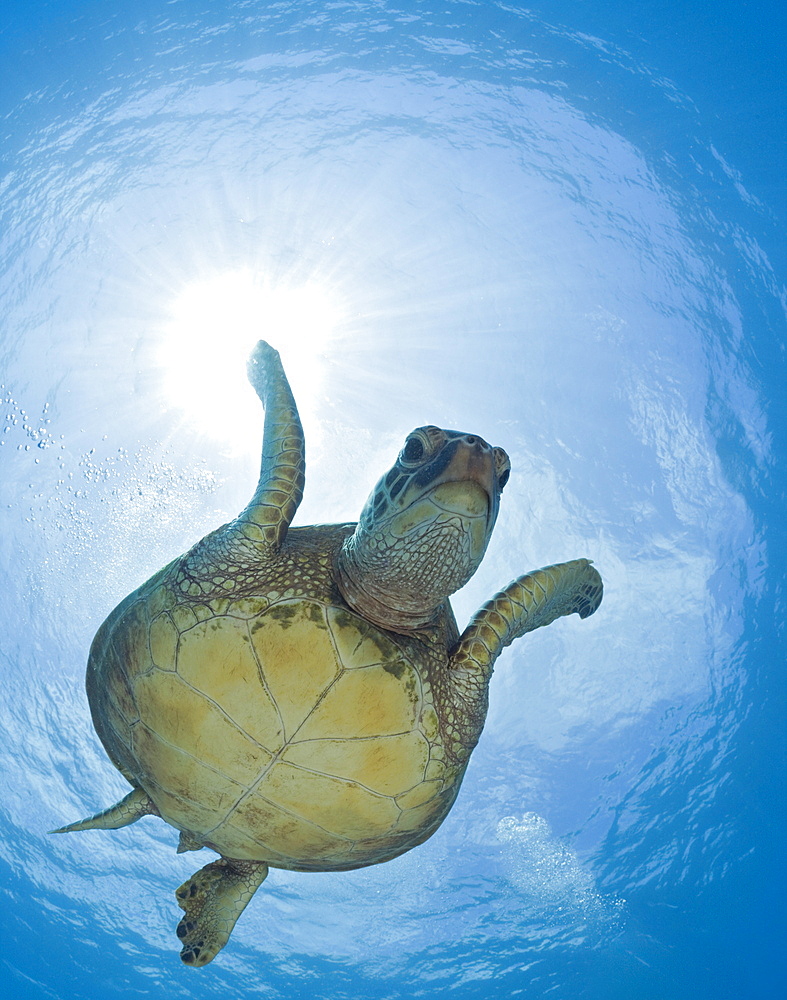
<box><xmin>1</xmin><ymin>2</ymin><xmax>784</xmax><ymax>998</ymax></box>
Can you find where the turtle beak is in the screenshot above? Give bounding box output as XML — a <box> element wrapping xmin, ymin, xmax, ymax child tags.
<box><xmin>430</xmin><ymin>479</ymin><xmax>490</xmax><ymax>517</ymax></box>
<box><xmin>428</xmin><ymin>439</ymin><xmax>498</xmax><ymax>523</ymax></box>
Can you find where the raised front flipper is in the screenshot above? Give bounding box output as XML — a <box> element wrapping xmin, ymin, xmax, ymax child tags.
<box><xmin>175</xmin><ymin>857</ymin><xmax>269</xmax><ymax>966</ymax></box>
<box><xmin>449</xmin><ymin>559</ymin><xmax>603</xmax><ymax>702</ymax></box>
<box><xmin>233</xmin><ymin>340</ymin><xmax>305</xmax><ymax>550</ymax></box>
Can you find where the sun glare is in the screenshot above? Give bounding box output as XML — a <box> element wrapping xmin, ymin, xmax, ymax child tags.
<box><xmin>157</xmin><ymin>271</ymin><xmax>343</xmax><ymax>450</ymax></box>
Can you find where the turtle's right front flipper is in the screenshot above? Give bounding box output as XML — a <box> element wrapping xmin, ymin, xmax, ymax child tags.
<box><xmin>234</xmin><ymin>340</ymin><xmax>305</xmax><ymax>551</ymax></box>
<box><xmin>450</xmin><ymin>558</ymin><xmax>603</xmax><ymax>693</ymax></box>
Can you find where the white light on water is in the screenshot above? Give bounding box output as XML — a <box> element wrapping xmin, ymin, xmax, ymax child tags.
<box><xmin>157</xmin><ymin>270</ymin><xmax>343</xmax><ymax>450</ymax></box>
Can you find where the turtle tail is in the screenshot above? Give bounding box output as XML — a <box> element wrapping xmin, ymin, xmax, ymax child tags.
<box><xmin>50</xmin><ymin>787</ymin><xmax>157</xmax><ymax>834</ymax></box>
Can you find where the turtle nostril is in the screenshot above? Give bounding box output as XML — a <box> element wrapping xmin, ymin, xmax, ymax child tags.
<box><xmin>466</xmin><ymin>436</ymin><xmax>476</xmax><ymax>445</ymax></box>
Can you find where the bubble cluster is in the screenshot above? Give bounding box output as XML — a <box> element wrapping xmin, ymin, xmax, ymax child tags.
<box><xmin>3</xmin><ymin>382</ymin><xmax>223</xmax><ymax>626</ymax></box>
<box><xmin>2</xmin><ymin>387</ymin><xmax>59</xmax><ymax>459</ymax></box>
<box><xmin>497</xmin><ymin>813</ymin><xmax>624</xmax><ymax>932</ymax></box>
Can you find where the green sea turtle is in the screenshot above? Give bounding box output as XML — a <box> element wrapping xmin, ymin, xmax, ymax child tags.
<box><xmin>52</xmin><ymin>340</ymin><xmax>602</xmax><ymax>966</ymax></box>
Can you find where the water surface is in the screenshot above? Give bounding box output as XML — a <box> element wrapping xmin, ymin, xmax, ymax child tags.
<box><xmin>1</xmin><ymin>2</ymin><xmax>785</xmax><ymax>998</ymax></box>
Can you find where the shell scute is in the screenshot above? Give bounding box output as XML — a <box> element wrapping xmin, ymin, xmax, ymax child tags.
<box><xmin>149</xmin><ymin>613</ymin><xmax>178</xmax><ymax>671</ymax></box>
<box><xmin>226</xmin><ymin>597</ymin><xmax>268</xmax><ymax>619</ymax></box>
<box><xmin>282</xmin><ymin>731</ymin><xmax>430</xmax><ymax>797</ymax></box>
<box><xmin>419</xmin><ymin>706</ymin><xmax>440</xmax><ymax>740</ymax></box>
<box><xmin>221</xmin><ymin>798</ymin><xmax>352</xmax><ymax>864</ymax></box>
<box><xmin>145</xmin><ymin>777</ymin><xmax>234</xmax><ymax>836</ymax></box>
<box><xmin>393</xmin><ymin>786</ymin><xmax>456</xmax><ymax>835</ymax></box>
<box><xmin>248</xmin><ymin>601</ymin><xmax>342</xmax><ymax>739</ymax></box>
<box><xmin>256</xmin><ymin>761</ymin><xmax>400</xmax><ymax>840</ymax></box>
<box><xmin>325</xmin><ymin>606</ymin><xmax>400</xmax><ymax>668</ymax></box>
<box><xmin>171</xmin><ymin>604</ymin><xmax>199</xmax><ymax>633</ymax></box>
<box><xmin>133</xmin><ymin>671</ymin><xmax>272</xmax><ymax>787</ymax></box>
<box><xmin>110</xmin><ymin>603</ymin><xmax>152</xmax><ymax>682</ymax></box>
<box><xmin>131</xmin><ymin>722</ymin><xmax>244</xmax><ymax>812</ymax></box>
<box><xmin>395</xmin><ymin>778</ymin><xmax>443</xmax><ymax>810</ymax></box>
<box><xmin>96</xmin><ymin>686</ymin><xmax>137</xmax><ymax>770</ymax></box>
<box><xmin>105</xmin><ymin>644</ymin><xmax>139</xmax><ymax>724</ymax></box>
<box><xmin>175</xmin><ymin>617</ymin><xmax>284</xmax><ymax>750</ymax></box>
<box><xmin>425</xmin><ymin>758</ymin><xmax>448</xmax><ymax>781</ymax></box>
<box><xmin>294</xmin><ymin>661</ymin><xmax>420</xmax><ymax>742</ymax></box>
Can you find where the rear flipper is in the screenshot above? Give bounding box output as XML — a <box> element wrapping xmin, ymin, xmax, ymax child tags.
<box><xmin>49</xmin><ymin>787</ymin><xmax>157</xmax><ymax>833</ymax></box>
<box><xmin>176</xmin><ymin>856</ymin><xmax>269</xmax><ymax>966</ymax></box>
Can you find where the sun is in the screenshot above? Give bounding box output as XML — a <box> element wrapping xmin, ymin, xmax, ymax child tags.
<box><xmin>157</xmin><ymin>270</ymin><xmax>343</xmax><ymax>450</ymax></box>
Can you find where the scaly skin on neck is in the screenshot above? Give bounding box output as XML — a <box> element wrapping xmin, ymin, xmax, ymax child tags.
<box><xmin>334</xmin><ymin>536</ymin><xmax>446</xmax><ymax>634</ymax></box>
<box><xmin>334</xmin><ymin>433</ymin><xmax>505</xmax><ymax>636</ymax></box>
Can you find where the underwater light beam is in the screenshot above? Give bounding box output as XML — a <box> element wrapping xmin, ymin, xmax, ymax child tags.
<box><xmin>157</xmin><ymin>270</ymin><xmax>343</xmax><ymax>450</ymax></box>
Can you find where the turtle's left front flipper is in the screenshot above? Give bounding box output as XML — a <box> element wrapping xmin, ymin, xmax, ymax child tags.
<box><xmin>234</xmin><ymin>340</ymin><xmax>305</xmax><ymax>551</ymax></box>
<box><xmin>450</xmin><ymin>559</ymin><xmax>603</xmax><ymax>690</ymax></box>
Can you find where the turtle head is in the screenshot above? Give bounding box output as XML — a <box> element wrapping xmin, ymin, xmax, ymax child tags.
<box><xmin>335</xmin><ymin>426</ymin><xmax>511</xmax><ymax>633</ymax></box>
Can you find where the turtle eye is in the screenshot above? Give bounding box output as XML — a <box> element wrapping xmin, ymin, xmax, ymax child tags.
<box><xmin>401</xmin><ymin>435</ymin><xmax>426</xmax><ymax>464</ymax></box>
<box><xmin>493</xmin><ymin>447</ymin><xmax>511</xmax><ymax>491</ymax></box>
